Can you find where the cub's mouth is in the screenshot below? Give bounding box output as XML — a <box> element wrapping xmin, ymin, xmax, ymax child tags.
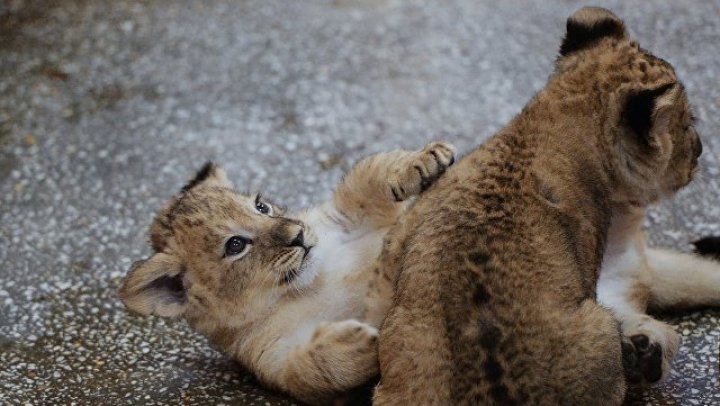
<box><xmin>282</xmin><ymin>245</ymin><xmax>313</xmax><ymax>284</ymax></box>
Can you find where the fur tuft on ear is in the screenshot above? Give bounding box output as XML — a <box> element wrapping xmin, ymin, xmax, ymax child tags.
<box><xmin>118</xmin><ymin>253</ymin><xmax>188</xmax><ymax>318</ymax></box>
<box><xmin>622</xmin><ymin>82</ymin><xmax>676</xmax><ymax>150</ymax></box>
<box><xmin>181</xmin><ymin>161</ymin><xmax>233</xmax><ymax>192</ymax></box>
<box><xmin>559</xmin><ymin>7</ymin><xmax>627</xmax><ymax>56</ymax></box>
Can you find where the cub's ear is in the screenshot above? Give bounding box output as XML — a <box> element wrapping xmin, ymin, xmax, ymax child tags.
<box><xmin>622</xmin><ymin>82</ymin><xmax>678</xmax><ymax>154</ymax></box>
<box><xmin>559</xmin><ymin>7</ymin><xmax>627</xmax><ymax>56</ymax></box>
<box><xmin>118</xmin><ymin>253</ymin><xmax>187</xmax><ymax>318</ymax></box>
<box><xmin>181</xmin><ymin>161</ymin><xmax>233</xmax><ymax>192</ymax></box>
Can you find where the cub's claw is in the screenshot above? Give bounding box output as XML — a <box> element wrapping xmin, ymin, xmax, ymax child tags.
<box><xmin>389</xmin><ymin>142</ymin><xmax>456</xmax><ymax>201</ymax></box>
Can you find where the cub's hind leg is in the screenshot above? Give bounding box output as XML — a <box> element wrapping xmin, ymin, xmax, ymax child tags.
<box><xmin>554</xmin><ymin>300</ymin><xmax>627</xmax><ymax>406</ymax></box>
<box><xmin>279</xmin><ymin>320</ymin><xmax>379</xmax><ymax>405</ymax></box>
<box><xmin>330</xmin><ymin>142</ymin><xmax>455</xmax><ymax>230</ymax></box>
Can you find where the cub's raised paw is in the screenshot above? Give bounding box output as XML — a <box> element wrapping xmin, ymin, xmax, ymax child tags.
<box><xmin>389</xmin><ymin>142</ymin><xmax>456</xmax><ymax>201</ymax></box>
<box><xmin>621</xmin><ymin>318</ymin><xmax>679</xmax><ymax>386</ymax></box>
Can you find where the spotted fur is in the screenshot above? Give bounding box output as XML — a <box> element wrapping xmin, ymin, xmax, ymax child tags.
<box><xmin>374</xmin><ymin>8</ymin><xmax>702</xmax><ymax>405</ymax></box>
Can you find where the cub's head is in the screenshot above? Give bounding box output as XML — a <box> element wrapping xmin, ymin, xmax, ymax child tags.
<box><xmin>119</xmin><ymin>163</ymin><xmax>317</xmax><ymax>322</ymax></box>
<box><xmin>556</xmin><ymin>7</ymin><xmax>702</xmax><ymax>205</ymax></box>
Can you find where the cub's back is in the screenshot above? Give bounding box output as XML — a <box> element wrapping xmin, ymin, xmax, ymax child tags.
<box><xmin>380</xmin><ymin>132</ymin><xmax>620</xmax><ymax>404</ymax></box>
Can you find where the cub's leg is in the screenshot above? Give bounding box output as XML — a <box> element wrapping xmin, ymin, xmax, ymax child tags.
<box><xmin>278</xmin><ymin>320</ymin><xmax>378</xmax><ymax>404</ymax></box>
<box><xmin>645</xmin><ymin>243</ymin><xmax>720</xmax><ymax>311</ymax></box>
<box><xmin>330</xmin><ymin>142</ymin><xmax>455</xmax><ymax>230</ymax></box>
<box><xmin>598</xmin><ymin>209</ymin><xmax>679</xmax><ymax>385</ymax></box>
<box><xmin>346</xmin><ymin>143</ymin><xmax>454</xmax><ymax>326</ymax></box>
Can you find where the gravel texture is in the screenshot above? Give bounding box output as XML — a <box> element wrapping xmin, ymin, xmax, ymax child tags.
<box><xmin>1</xmin><ymin>0</ymin><xmax>719</xmax><ymax>404</ymax></box>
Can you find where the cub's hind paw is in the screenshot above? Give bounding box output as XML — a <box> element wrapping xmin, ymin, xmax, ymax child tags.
<box><xmin>621</xmin><ymin>318</ymin><xmax>679</xmax><ymax>386</ymax></box>
<box><xmin>312</xmin><ymin>320</ymin><xmax>378</xmax><ymax>352</ymax></box>
<box><xmin>311</xmin><ymin>320</ymin><xmax>379</xmax><ymax>387</ymax></box>
<box><xmin>623</xmin><ymin>335</ymin><xmax>663</xmax><ymax>384</ymax></box>
<box><xmin>389</xmin><ymin>142</ymin><xmax>456</xmax><ymax>201</ymax></box>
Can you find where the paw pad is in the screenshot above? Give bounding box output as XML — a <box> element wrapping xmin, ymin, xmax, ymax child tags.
<box><xmin>623</xmin><ymin>334</ymin><xmax>664</xmax><ymax>385</ymax></box>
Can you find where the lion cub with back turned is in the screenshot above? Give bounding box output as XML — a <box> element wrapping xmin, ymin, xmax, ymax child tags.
<box><xmin>375</xmin><ymin>8</ymin><xmax>703</xmax><ymax>405</ymax></box>
<box><xmin>119</xmin><ymin>142</ymin><xmax>455</xmax><ymax>404</ymax></box>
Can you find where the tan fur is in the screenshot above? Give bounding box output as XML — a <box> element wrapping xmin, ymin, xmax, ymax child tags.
<box><xmin>118</xmin><ymin>142</ymin><xmax>455</xmax><ymax>404</ymax></box>
<box><xmin>374</xmin><ymin>8</ymin><xmax>701</xmax><ymax>405</ymax></box>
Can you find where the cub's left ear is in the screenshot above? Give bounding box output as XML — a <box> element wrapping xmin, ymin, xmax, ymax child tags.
<box><xmin>622</xmin><ymin>82</ymin><xmax>678</xmax><ymax>154</ymax></box>
<box><xmin>118</xmin><ymin>253</ymin><xmax>188</xmax><ymax>318</ymax></box>
<box><xmin>559</xmin><ymin>7</ymin><xmax>627</xmax><ymax>56</ymax></box>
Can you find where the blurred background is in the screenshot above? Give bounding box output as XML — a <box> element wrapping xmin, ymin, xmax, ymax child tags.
<box><xmin>1</xmin><ymin>0</ymin><xmax>718</xmax><ymax>404</ymax></box>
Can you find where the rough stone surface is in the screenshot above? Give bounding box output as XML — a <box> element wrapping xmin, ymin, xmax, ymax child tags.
<box><xmin>1</xmin><ymin>0</ymin><xmax>719</xmax><ymax>404</ymax></box>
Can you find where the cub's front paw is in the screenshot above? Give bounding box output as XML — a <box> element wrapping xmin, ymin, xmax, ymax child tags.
<box><xmin>621</xmin><ymin>317</ymin><xmax>679</xmax><ymax>386</ymax></box>
<box><xmin>389</xmin><ymin>142</ymin><xmax>456</xmax><ymax>201</ymax></box>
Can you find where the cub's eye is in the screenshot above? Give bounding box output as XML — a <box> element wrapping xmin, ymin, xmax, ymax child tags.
<box><xmin>255</xmin><ymin>195</ymin><xmax>272</xmax><ymax>215</ymax></box>
<box><xmin>225</xmin><ymin>236</ymin><xmax>250</xmax><ymax>257</ymax></box>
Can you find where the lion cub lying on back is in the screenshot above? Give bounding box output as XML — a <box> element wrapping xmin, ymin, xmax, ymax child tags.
<box><xmin>119</xmin><ymin>142</ymin><xmax>455</xmax><ymax>404</ymax></box>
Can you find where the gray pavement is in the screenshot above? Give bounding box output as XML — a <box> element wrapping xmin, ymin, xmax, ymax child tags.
<box><xmin>1</xmin><ymin>0</ymin><xmax>719</xmax><ymax>404</ymax></box>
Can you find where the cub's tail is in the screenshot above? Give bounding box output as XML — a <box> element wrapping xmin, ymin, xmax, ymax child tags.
<box><xmin>647</xmin><ymin>237</ymin><xmax>720</xmax><ymax>311</ymax></box>
<box><xmin>693</xmin><ymin>236</ymin><xmax>720</xmax><ymax>260</ymax></box>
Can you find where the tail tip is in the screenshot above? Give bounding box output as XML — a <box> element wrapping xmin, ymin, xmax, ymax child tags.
<box><xmin>693</xmin><ymin>236</ymin><xmax>720</xmax><ymax>259</ymax></box>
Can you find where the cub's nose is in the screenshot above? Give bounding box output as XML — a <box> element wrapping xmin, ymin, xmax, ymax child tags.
<box><xmin>289</xmin><ymin>229</ymin><xmax>304</xmax><ymax>248</ymax></box>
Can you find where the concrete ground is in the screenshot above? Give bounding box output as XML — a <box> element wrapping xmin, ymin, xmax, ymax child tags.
<box><xmin>1</xmin><ymin>0</ymin><xmax>719</xmax><ymax>404</ymax></box>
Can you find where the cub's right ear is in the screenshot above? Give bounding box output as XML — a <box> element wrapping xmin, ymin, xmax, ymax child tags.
<box><xmin>118</xmin><ymin>253</ymin><xmax>187</xmax><ymax>318</ymax></box>
<box><xmin>559</xmin><ymin>7</ymin><xmax>627</xmax><ymax>57</ymax></box>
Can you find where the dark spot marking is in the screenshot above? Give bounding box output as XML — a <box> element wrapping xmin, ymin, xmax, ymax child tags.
<box><xmin>468</xmin><ymin>251</ymin><xmax>489</xmax><ymax>266</ymax></box>
<box><xmin>473</xmin><ymin>283</ymin><xmax>490</xmax><ymax>305</ymax></box>
<box><xmin>459</xmin><ymin>209</ymin><xmax>478</xmax><ymax>221</ymax></box>
<box><xmin>490</xmin><ymin>383</ymin><xmax>515</xmax><ymax>405</ymax></box>
<box><xmin>483</xmin><ymin>357</ymin><xmax>503</xmax><ymax>382</ymax></box>
<box><xmin>479</xmin><ymin>324</ymin><xmax>501</xmax><ymax>350</ymax></box>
